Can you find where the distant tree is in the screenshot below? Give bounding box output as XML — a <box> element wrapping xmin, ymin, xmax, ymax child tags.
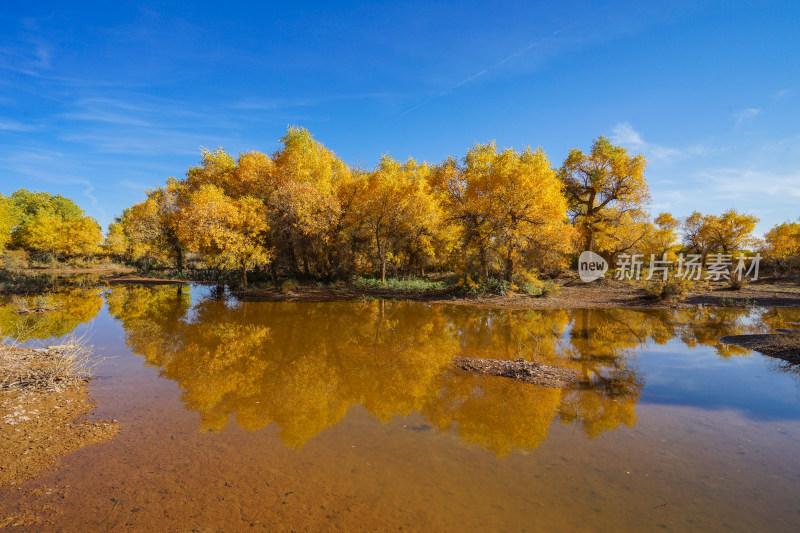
<box><xmin>113</xmin><ymin>179</ymin><xmax>186</xmax><ymax>270</ymax></box>
<box><xmin>9</xmin><ymin>189</ymin><xmax>102</xmax><ymax>260</ymax></box>
<box><xmin>0</xmin><ymin>194</ymin><xmax>20</xmax><ymax>253</ymax></box>
<box><xmin>712</xmin><ymin>209</ymin><xmax>759</xmax><ymax>253</ymax></box>
<box><xmin>269</xmin><ymin>127</ymin><xmax>351</xmax><ymax>278</ymax></box>
<box><xmin>355</xmin><ymin>155</ymin><xmax>443</xmax><ymax>282</ymax></box>
<box><xmin>762</xmin><ymin>221</ymin><xmax>800</xmax><ymax>277</ymax></box>
<box><xmin>682</xmin><ymin>209</ymin><xmax>758</xmax><ymax>258</ymax></box>
<box><xmin>436</xmin><ymin>142</ymin><xmax>573</xmax><ymax>281</ymax></box>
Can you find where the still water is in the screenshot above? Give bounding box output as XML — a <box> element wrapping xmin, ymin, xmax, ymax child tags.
<box><xmin>2</xmin><ymin>284</ymin><xmax>800</xmax><ymax>531</ymax></box>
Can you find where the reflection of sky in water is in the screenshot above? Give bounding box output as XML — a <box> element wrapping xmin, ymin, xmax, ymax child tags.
<box><xmin>636</xmin><ymin>341</ymin><xmax>800</xmax><ymax>421</ymax></box>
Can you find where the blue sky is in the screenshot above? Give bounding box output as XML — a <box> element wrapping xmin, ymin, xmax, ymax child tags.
<box><xmin>1</xmin><ymin>0</ymin><xmax>798</xmax><ymax>235</ymax></box>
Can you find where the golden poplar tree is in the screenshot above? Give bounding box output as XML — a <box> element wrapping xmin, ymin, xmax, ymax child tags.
<box><xmin>560</xmin><ymin>137</ymin><xmax>649</xmax><ymax>253</ymax></box>
<box><xmin>176</xmin><ymin>184</ymin><xmax>270</xmax><ymax>286</ymax></box>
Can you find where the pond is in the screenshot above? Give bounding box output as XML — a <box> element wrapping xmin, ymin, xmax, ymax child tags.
<box><xmin>2</xmin><ymin>283</ymin><xmax>800</xmax><ymax>531</ymax></box>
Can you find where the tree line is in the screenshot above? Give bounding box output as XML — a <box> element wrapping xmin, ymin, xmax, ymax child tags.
<box><xmin>2</xmin><ymin>127</ymin><xmax>799</xmax><ymax>285</ymax></box>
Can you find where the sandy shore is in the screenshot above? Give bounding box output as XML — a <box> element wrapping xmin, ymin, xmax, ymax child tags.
<box><xmin>0</xmin><ymin>345</ymin><xmax>118</xmax><ymax>490</ymax></box>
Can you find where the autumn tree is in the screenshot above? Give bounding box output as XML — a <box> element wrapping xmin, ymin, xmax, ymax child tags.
<box><xmin>357</xmin><ymin>155</ymin><xmax>444</xmax><ymax>282</ymax></box>
<box><xmin>682</xmin><ymin>209</ymin><xmax>759</xmax><ymax>258</ymax></box>
<box><xmin>111</xmin><ymin>178</ymin><xmax>186</xmax><ymax>269</ymax></box>
<box><xmin>9</xmin><ymin>189</ymin><xmax>102</xmax><ymax>260</ymax></box>
<box><xmin>712</xmin><ymin>209</ymin><xmax>759</xmax><ymax>252</ymax></box>
<box><xmin>0</xmin><ymin>194</ymin><xmax>20</xmax><ymax>254</ymax></box>
<box><xmin>682</xmin><ymin>211</ymin><xmax>716</xmax><ymax>258</ymax></box>
<box><xmin>431</xmin><ymin>154</ymin><xmax>495</xmax><ymax>279</ymax></box>
<box><xmin>439</xmin><ymin>143</ymin><xmax>573</xmax><ymax>281</ymax></box>
<box><xmin>269</xmin><ymin>127</ymin><xmax>351</xmax><ymax>279</ymax></box>
<box><xmin>762</xmin><ymin>221</ymin><xmax>800</xmax><ymax>276</ymax></box>
<box><xmin>644</xmin><ymin>212</ymin><xmax>681</xmax><ymax>259</ymax></box>
<box><xmin>559</xmin><ymin>136</ymin><xmax>649</xmax><ymax>254</ymax></box>
<box><xmin>176</xmin><ymin>183</ymin><xmax>270</xmax><ymax>286</ymax></box>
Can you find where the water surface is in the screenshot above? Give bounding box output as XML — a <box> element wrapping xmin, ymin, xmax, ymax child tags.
<box><xmin>2</xmin><ymin>285</ymin><xmax>800</xmax><ymax>531</ymax></box>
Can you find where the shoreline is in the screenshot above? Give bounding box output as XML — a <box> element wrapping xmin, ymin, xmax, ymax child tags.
<box><xmin>720</xmin><ymin>331</ymin><xmax>800</xmax><ymax>363</ymax></box>
<box><xmin>0</xmin><ymin>344</ymin><xmax>119</xmax><ymax>489</ymax></box>
<box><xmin>2</xmin><ymin>268</ymin><xmax>799</xmax><ymax>309</ymax></box>
<box><xmin>231</xmin><ymin>278</ymin><xmax>800</xmax><ymax>309</ymax></box>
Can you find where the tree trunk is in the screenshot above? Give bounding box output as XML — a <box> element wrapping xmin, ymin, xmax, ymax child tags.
<box><xmin>375</xmin><ymin>227</ymin><xmax>386</xmax><ymax>283</ymax></box>
<box><xmin>479</xmin><ymin>244</ymin><xmax>489</xmax><ymax>281</ymax></box>
<box><xmin>241</xmin><ymin>261</ymin><xmax>248</xmax><ymax>287</ymax></box>
<box><xmin>270</xmin><ymin>261</ymin><xmax>278</xmax><ymax>285</ymax></box>
<box><xmin>289</xmin><ymin>244</ymin><xmax>301</xmax><ymax>277</ymax></box>
<box><xmin>505</xmin><ymin>250</ymin><xmax>514</xmax><ymax>283</ymax></box>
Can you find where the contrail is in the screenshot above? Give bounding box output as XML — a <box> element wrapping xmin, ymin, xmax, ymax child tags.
<box><xmin>401</xmin><ymin>31</ymin><xmax>560</xmax><ymax>116</ymax></box>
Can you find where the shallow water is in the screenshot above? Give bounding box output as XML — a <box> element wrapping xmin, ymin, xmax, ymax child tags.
<box><xmin>2</xmin><ymin>285</ymin><xmax>800</xmax><ymax>531</ymax></box>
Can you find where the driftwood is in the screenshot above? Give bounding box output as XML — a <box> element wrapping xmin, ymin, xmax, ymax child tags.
<box><xmin>453</xmin><ymin>357</ymin><xmax>581</xmax><ymax>388</ymax></box>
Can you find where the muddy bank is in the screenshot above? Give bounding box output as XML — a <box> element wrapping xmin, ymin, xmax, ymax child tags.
<box><xmin>0</xmin><ymin>345</ymin><xmax>118</xmax><ymax>487</ymax></box>
<box><xmin>106</xmin><ymin>276</ymin><xmax>187</xmax><ymax>285</ymax></box>
<box><xmin>235</xmin><ymin>278</ymin><xmax>800</xmax><ymax>310</ymax></box>
<box><xmin>720</xmin><ymin>331</ymin><xmax>800</xmax><ymax>364</ymax></box>
<box><xmin>453</xmin><ymin>357</ymin><xmax>582</xmax><ymax>388</ymax></box>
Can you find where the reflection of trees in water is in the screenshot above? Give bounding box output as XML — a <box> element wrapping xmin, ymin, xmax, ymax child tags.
<box><xmin>0</xmin><ymin>288</ymin><xmax>103</xmax><ymax>341</ymax></box>
<box><xmin>423</xmin><ymin>371</ymin><xmax>562</xmax><ymax>456</ymax></box>
<box><xmin>757</xmin><ymin>307</ymin><xmax>800</xmax><ymax>331</ymax></box>
<box><xmin>105</xmin><ymin>286</ymin><xmax>774</xmax><ymax>455</ymax></box>
<box><xmin>676</xmin><ymin>307</ymin><xmax>756</xmax><ymax>358</ymax></box>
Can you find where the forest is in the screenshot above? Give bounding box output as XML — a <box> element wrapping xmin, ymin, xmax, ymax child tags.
<box><xmin>1</xmin><ymin>127</ymin><xmax>799</xmax><ymax>288</ymax></box>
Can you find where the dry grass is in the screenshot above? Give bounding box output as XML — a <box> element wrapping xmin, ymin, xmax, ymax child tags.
<box><xmin>0</xmin><ymin>332</ymin><xmax>97</xmax><ymax>392</ymax></box>
<box><xmin>10</xmin><ymin>295</ymin><xmax>60</xmax><ymax>314</ymax></box>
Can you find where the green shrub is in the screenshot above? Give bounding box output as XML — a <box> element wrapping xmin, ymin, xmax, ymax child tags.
<box><xmin>280</xmin><ymin>279</ymin><xmax>299</xmax><ymax>292</ymax></box>
<box><xmin>522</xmin><ymin>279</ymin><xmax>556</xmax><ymax>297</ymax></box>
<box><xmin>353</xmin><ymin>276</ymin><xmax>448</xmax><ymax>291</ymax></box>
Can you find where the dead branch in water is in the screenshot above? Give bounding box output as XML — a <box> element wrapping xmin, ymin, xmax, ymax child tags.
<box><xmin>453</xmin><ymin>357</ymin><xmax>581</xmax><ymax>388</ymax></box>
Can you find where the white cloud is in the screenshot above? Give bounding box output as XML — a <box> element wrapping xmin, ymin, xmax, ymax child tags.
<box><xmin>611</xmin><ymin>122</ymin><xmax>681</xmax><ymax>160</ymax></box>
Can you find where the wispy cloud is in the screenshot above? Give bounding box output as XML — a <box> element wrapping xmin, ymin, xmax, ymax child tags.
<box><xmin>82</xmin><ymin>184</ymin><xmax>99</xmax><ymax>209</ymax></box>
<box><xmin>611</xmin><ymin>122</ymin><xmax>681</xmax><ymax>160</ymax></box>
<box><xmin>402</xmin><ymin>32</ymin><xmax>562</xmax><ymax>116</ymax></box>
<box><xmin>698</xmin><ymin>167</ymin><xmax>800</xmax><ymax>199</ymax></box>
<box><xmin>230</xmin><ymin>92</ymin><xmax>402</xmax><ymax>112</ymax></box>
<box><xmin>734</xmin><ymin>107</ymin><xmax>760</xmax><ymax>127</ymax></box>
<box><xmin>773</xmin><ymin>88</ymin><xmax>792</xmax><ymax>100</ymax></box>
<box><xmin>229</xmin><ymin>98</ymin><xmax>323</xmax><ymax>111</ymax></box>
<box><xmin>0</xmin><ymin>119</ymin><xmax>35</xmax><ymax>131</ymax></box>
<box><xmin>118</xmin><ymin>179</ymin><xmax>150</xmax><ymax>191</ymax></box>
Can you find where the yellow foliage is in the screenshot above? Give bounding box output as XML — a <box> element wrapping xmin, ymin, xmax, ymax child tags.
<box><xmin>177</xmin><ymin>184</ymin><xmax>271</xmax><ymax>286</ymax></box>
<box><xmin>560</xmin><ymin>136</ymin><xmax>649</xmax><ymax>253</ymax></box>
<box><xmin>763</xmin><ymin>221</ymin><xmax>800</xmax><ymax>275</ymax></box>
<box><xmin>683</xmin><ymin>209</ymin><xmax>759</xmax><ymax>255</ymax></box>
<box><xmin>0</xmin><ymin>194</ymin><xmax>19</xmax><ymax>252</ymax></box>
